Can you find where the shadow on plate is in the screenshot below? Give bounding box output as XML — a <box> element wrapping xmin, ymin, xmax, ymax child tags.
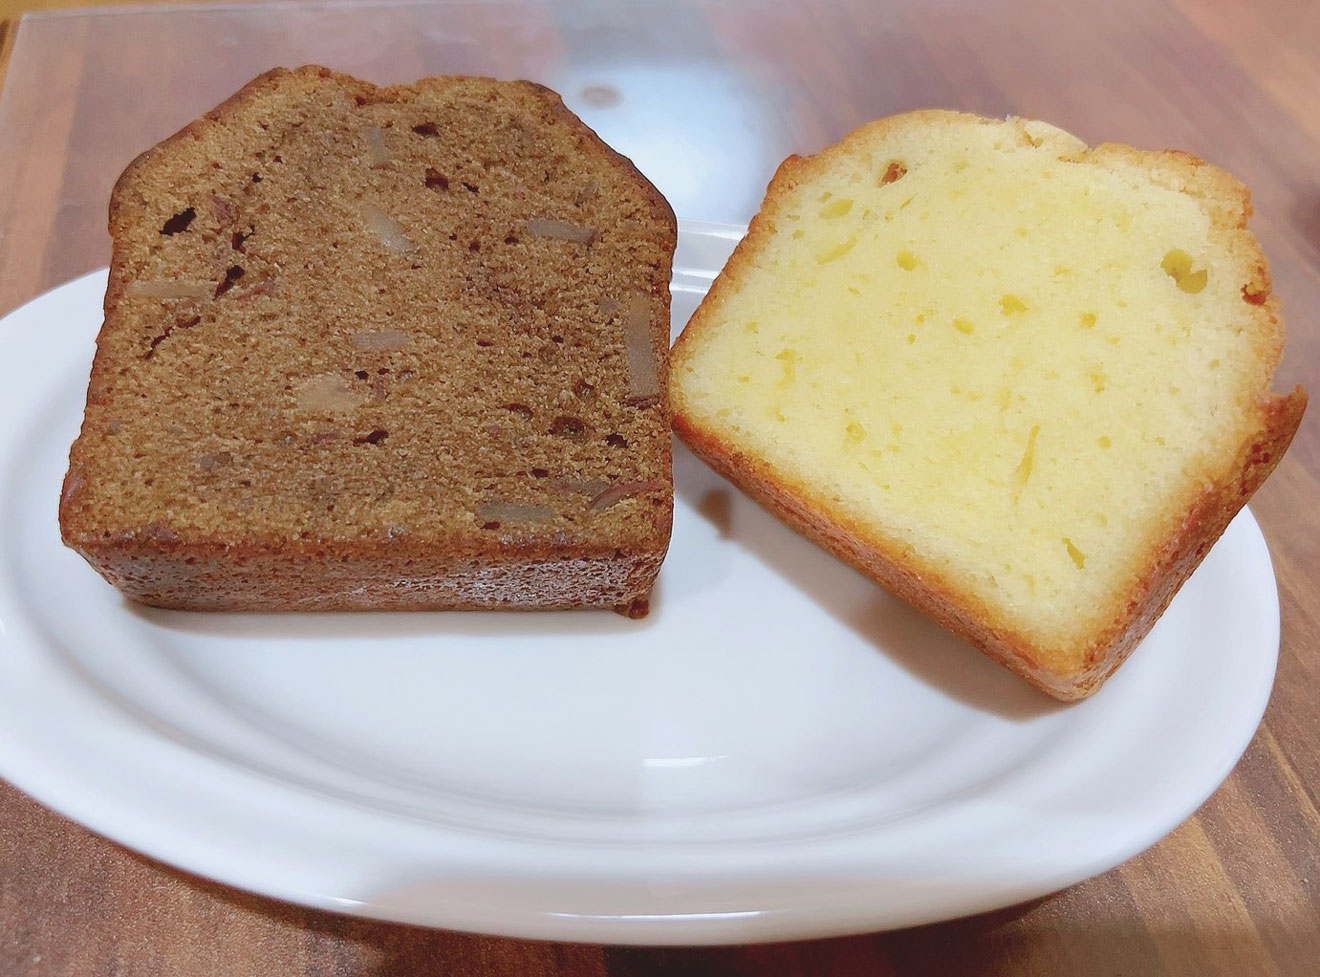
<box><xmin>673</xmin><ymin>445</ymin><xmax>1063</xmax><ymax>722</ymax></box>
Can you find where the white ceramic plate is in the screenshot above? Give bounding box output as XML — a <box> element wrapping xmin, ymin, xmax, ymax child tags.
<box><xmin>0</xmin><ymin>221</ymin><xmax>1280</xmax><ymax>945</ymax></box>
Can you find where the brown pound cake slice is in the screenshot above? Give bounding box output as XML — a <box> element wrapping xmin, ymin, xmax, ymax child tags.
<box><xmin>59</xmin><ymin>66</ymin><xmax>677</xmax><ymax>615</ymax></box>
<box><xmin>671</xmin><ymin>111</ymin><xmax>1305</xmax><ymax>699</ymax></box>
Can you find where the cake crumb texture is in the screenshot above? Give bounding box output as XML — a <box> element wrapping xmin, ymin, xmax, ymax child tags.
<box><xmin>671</xmin><ymin>110</ymin><xmax>1305</xmax><ymax>698</ymax></box>
<box><xmin>60</xmin><ymin>66</ymin><xmax>677</xmax><ymax>612</ymax></box>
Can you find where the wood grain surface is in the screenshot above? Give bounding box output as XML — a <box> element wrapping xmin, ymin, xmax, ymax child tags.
<box><xmin>0</xmin><ymin>1</ymin><xmax>1317</xmax><ymax>974</ymax></box>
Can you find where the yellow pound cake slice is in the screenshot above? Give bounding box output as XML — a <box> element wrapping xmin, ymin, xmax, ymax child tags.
<box><xmin>671</xmin><ymin>111</ymin><xmax>1305</xmax><ymax>700</ymax></box>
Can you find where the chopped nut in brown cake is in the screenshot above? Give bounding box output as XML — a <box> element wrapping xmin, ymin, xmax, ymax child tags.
<box><xmin>59</xmin><ymin>66</ymin><xmax>678</xmax><ymax>615</ymax></box>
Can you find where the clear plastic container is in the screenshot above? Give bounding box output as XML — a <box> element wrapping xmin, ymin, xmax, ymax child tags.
<box><xmin>0</xmin><ymin>1</ymin><xmax>814</xmax><ymax>315</ymax></box>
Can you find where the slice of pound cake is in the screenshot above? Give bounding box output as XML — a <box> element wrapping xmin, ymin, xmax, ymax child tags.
<box><xmin>671</xmin><ymin>110</ymin><xmax>1305</xmax><ymax>698</ymax></box>
<box><xmin>60</xmin><ymin>66</ymin><xmax>677</xmax><ymax>615</ymax></box>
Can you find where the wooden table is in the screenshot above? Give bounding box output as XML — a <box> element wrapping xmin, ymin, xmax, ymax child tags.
<box><xmin>1</xmin><ymin>1</ymin><xmax>1317</xmax><ymax>973</ymax></box>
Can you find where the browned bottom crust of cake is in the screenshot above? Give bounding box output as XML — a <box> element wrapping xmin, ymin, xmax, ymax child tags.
<box><xmin>674</xmin><ymin>388</ymin><xmax>1304</xmax><ymax>700</ymax></box>
<box><xmin>69</xmin><ymin>526</ymin><xmax>667</xmax><ymax>616</ymax></box>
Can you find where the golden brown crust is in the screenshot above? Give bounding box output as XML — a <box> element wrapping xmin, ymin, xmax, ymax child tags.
<box><xmin>672</xmin><ymin>110</ymin><xmax>1306</xmax><ymax>699</ymax></box>
<box><xmin>62</xmin><ymin>67</ymin><xmax>676</xmax><ymax>614</ymax></box>
<box><xmin>674</xmin><ymin>380</ymin><xmax>1305</xmax><ymax>703</ymax></box>
<box><xmin>1057</xmin><ymin>386</ymin><xmax>1307</xmax><ymax>697</ymax></box>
